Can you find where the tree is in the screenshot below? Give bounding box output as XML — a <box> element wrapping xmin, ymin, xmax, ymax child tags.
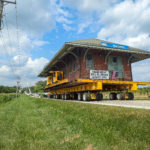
<box><xmin>33</xmin><ymin>80</ymin><xmax>47</xmax><ymax>93</ymax></box>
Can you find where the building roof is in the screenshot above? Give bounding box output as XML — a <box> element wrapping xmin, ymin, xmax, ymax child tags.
<box><xmin>39</xmin><ymin>38</ymin><xmax>150</xmax><ymax>77</ymax></box>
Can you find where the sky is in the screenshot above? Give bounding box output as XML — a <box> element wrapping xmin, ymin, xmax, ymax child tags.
<box><xmin>0</xmin><ymin>0</ymin><xmax>150</xmax><ymax>86</ymax></box>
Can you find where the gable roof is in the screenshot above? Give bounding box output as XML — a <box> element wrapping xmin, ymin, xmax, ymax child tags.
<box><xmin>39</xmin><ymin>38</ymin><xmax>150</xmax><ymax>77</ymax></box>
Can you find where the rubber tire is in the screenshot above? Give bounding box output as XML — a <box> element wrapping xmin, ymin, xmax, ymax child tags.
<box><xmin>83</xmin><ymin>93</ymin><xmax>91</xmax><ymax>101</ymax></box>
<box><xmin>62</xmin><ymin>94</ymin><xmax>65</xmax><ymax>100</ymax></box>
<box><xmin>109</xmin><ymin>93</ymin><xmax>117</xmax><ymax>100</ymax></box>
<box><xmin>78</xmin><ymin>93</ymin><xmax>83</xmax><ymax>101</ymax></box>
<box><xmin>96</xmin><ymin>93</ymin><xmax>103</xmax><ymax>101</ymax></box>
<box><xmin>117</xmin><ymin>93</ymin><xmax>125</xmax><ymax>100</ymax></box>
<box><xmin>65</xmin><ymin>94</ymin><xmax>70</xmax><ymax>100</ymax></box>
<box><xmin>73</xmin><ymin>93</ymin><xmax>78</xmax><ymax>100</ymax></box>
<box><xmin>56</xmin><ymin>94</ymin><xmax>60</xmax><ymax>99</ymax></box>
<box><xmin>128</xmin><ymin>92</ymin><xmax>134</xmax><ymax>100</ymax></box>
<box><xmin>54</xmin><ymin>95</ymin><xmax>56</xmax><ymax>99</ymax></box>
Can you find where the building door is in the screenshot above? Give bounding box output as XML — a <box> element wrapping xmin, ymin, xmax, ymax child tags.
<box><xmin>108</xmin><ymin>55</ymin><xmax>124</xmax><ymax>79</ymax></box>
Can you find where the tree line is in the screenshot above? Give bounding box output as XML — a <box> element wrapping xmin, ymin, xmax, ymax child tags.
<box><xmin>0</xmin><ymin>86</ymin><xmax>16</xmax><ymax>93</ymax></box>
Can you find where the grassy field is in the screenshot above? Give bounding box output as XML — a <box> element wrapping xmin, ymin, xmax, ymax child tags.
<box><xmin>0</xmin><ymin>93</ymin><xmax>16</xmax><ymax>103</ymax></box>
<box><xmin>0</xmin><ymin>95</ymin><xmax>150</xmax><ymax>150</ymax></box>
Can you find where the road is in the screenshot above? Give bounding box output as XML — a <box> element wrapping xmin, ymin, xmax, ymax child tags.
<box><xmin>57</xmin><ymin>99</ymin><xmax>150</xmax><ymax>110</ymax></box>
<box><xmin>31</xmin><ymin>94</ymin><xmax>150</xmax><ymax>110</ymax></box>
<box><xmin>83</xmin><ymin>100</ymin><xmax>150</xmax><ymax>110</ymax></box>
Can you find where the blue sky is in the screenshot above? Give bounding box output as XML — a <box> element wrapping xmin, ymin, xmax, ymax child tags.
<box><xmin>0</xmin><ymin>0</ymin><xmax>150</xmax><ymax>86</ymax></box>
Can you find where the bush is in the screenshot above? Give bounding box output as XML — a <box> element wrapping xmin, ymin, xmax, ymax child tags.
<box><xmin>0</xmin><ymin>94</ymin><xmax>16</xmax><ymax>104</ymax></box>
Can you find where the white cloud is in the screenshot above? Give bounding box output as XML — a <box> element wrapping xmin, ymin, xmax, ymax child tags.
<box><xmin>62</xmin><ymin>24</ymin><xmax>74</xmax><ymax>31</ymax></box>
<box><xmin>63</xmin><ymin>0</ymin><xmax>119</xmax><ymax>33</ymax></box>
<box><xmin>32</xmin><ymin>40</ymin><xmax>49</xmax><ymax>47</ymax></box>
<box><xmin>64</xmin><ymin>0</ymin><xmax>118</xmax><ymax>13</ymax></box>
<box><xmin>5</xmin><ymin>0</ymin><xmax>55</xmax><ymax>37</ymax></box>
<box><xmin>0</xmin><ymin>57</ymin><xmax>49</xmax><ymax>86</ymax></box>
<box><xmin>97</xmin><ymin>0</ymin><xmax>150</xmax><ymax>49</ymax></box>
<box><xmin>132</xmin><ymin>59</ymin><xmax>150</xmax><ymax>82</ymax></box>
<box><xmin>78</xmin><ymin>22</ymin><xmax>91</xmax><ymax>34</ymax></box>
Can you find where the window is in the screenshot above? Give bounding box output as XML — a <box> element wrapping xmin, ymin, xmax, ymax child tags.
<box><xmin>86</xmin><ymin>54</ymin><xmax>94</xmax><ymax>69</ymax></box>
<box><xmin>113</xmin><ymin>57</ymin><xmax>117</xmax><ymax>64</ymax></box>
<box><xmin>73</xmin><ymin>60</ymin><xmax>76</xmax><ymax>72</ymax></box>
<box><xmin>70</xmin><ymin>59</ymin><xmax>76</xmax><ymax>72</ymax></box>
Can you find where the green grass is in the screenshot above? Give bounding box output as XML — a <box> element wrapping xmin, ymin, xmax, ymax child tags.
<box><xmin>0</xmin><ymin>93</ymin><xmax>16</xmax><ymax>103</ymax></box>
<box><xmin>0</xmin><ymin>95</ymin><xmax>150</xmax><ymax>150</ymax></box>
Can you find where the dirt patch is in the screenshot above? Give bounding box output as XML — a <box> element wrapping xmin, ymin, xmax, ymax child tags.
<box><xmin>84</xmin><ymin>144</ymin><xmax>96</xmax><ymax>150</ymax></box>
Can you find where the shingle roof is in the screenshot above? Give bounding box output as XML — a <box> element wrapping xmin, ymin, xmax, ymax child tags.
<box><xmin>39</xmin><ymin>38</ymin><xmax>150</xmax><ymax>77</ymax></box>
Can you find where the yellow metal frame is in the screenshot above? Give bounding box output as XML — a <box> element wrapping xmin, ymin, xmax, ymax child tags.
<box><xmin>46</xmin><ymin>79</ymin><xmax>68</xmax><ymax>89</ymax></box>
<box><xmin>46</xmin><ymin>71</ymin><xmax>64</xmax><ymax>86</ymax></box>
<box><xmin>46</xmin><ymin>78</ymin><xmax>150</xmax><ymax>94</ymax></box>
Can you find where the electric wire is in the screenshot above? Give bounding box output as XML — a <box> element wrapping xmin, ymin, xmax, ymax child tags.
<box><xmin>15</xmin><ymin>1</ymin><xmax>21</xmax><ymax>71</ymax></box>
<box><xmin>15</xmin><ymin>0</ymin><xmax>22</xmax><ymax>93</ymax></box>
<box><xmin>0</xmin><ymin>30</ymin><xmax>18</xmax><ymax>80</ymax></box>
<box><xmin>3</xmin><ymin>7</ymin><xmax>18</xmax><ymax>74</ymax></box>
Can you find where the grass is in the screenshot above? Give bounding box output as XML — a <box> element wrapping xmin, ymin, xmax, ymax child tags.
<box><xmin>0</xmin><ymin>95</ymin><xmax>150</xmax><ymax>150</ymax></box>
<box><xmin>0</xmin><ymin>93</ymin><xmax>16</xmax><ymax>103</ymax></box>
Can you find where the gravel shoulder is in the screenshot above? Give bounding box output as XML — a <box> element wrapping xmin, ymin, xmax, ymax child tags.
<box><xmin>77</xmin><ymin>100</ymin><xmax>150</xmax><ymax>110</ymax></box>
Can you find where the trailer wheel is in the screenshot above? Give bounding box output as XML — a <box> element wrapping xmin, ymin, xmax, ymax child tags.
<box><xmin>78</xmin><ymin>93</ymin><xmax>83</xmax><ymax>101</ymax></box>
<box><xmin>109</xmin><ymin>93</ymin><xmax>117</xmax><ymax>100</ymax></box>
<box><xmin>73</xmin><ymin>93</ymin><xmax>78</xmax><ymax>100</ymax></box>
<box><xmin>96</xmin><ymin>93</ymin><xmax>103</xmax><ymax>101</ymax></box>
<box><xmin>62</xmin><ymin>94</ymin><xmax>65</xmax><ymax>100</ymax></box>
<box><xmin>64</xmin><ymin>94</ymin><xmax>70</xmax><ymax>100</ymax></box>
<box><xmin>83</xmin><ymin>93</ymin><xmax>91</xmax><ymax>101</ymax></box>
<box><xmin>128</xmin><ymin>92</ymin><xmax>134</xmax><ymax>100</ymax></box>
<box><xmin>117</xmin><ymin>93</ymin><xmax>125</xmax><ymax>100</ymax></box>
<box><xmin>56</xmin><ymin>94</ymin><xmax>60</xmax><ymax>99</ymax></box>
<box><xmin>54</xmin><ymin>94</ymin><xmax>56</xmax><ymax>99</ymax></box>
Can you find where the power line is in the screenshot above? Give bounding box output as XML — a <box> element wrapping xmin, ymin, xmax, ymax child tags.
<box><xmin>15</xmin><ymin>0</ymin><xmax>21</xmax><ymax>69</ymax></box>
<box><xmin>3</xmin><ymin>7</ymin><xmax>18</xmax><ymax>71</ymax></box>
<box><xmin>0</xmin><ymin>30</ymin><xmax>18</xmax><ymax>79</ymax></box>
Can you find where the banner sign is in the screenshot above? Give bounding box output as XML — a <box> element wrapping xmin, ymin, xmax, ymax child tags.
<box><xmin>101</xmin><ymin>42</ymin><xmax>129</xmax><ymax>50</ymax></box>
<box><xmin>90</xmin><ymin>70</ymin><xmax>109</xmax><ymax>79</ymax></box>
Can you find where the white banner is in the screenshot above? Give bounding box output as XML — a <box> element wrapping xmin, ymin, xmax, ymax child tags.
<box><xmin>90</xmin><ymin>70</ymin><xmax>109</xmax><ymax>79</ymax></box>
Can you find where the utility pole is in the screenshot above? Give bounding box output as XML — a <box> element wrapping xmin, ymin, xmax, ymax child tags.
<box><xmin>16</xmin><ymin>76</ymin><xmax>21</xmax><ymax>98</ymax></box>
<box><xmin>0</xmin><ymin>0</ymin><xmax>16</xmax><ymax>30</ymax></box>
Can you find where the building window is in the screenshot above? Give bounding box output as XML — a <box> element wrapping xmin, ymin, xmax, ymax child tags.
<box><xmin>73</xmin><ymin>60</ymin><xmax>76</xmax><ymax>72</ymax></box>
<box><xmin>86</xmin><ymin>53</ymin><xmax>94</xmax><ymax>69</ymax></box>
<box><xmin>70</xmin><ymin>59</ymin><xmax>76</xmax><ymax>72</ymax></box>
<box><xmin>113</xmin><ymin>57</ymin><xmax>117</xmax><ymax>64</ymax></box>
